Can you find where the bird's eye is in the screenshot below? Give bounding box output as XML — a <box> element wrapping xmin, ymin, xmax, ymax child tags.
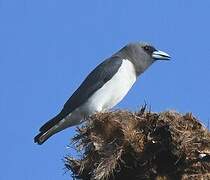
<box><xmin>143</xmin><ymin>45</ymin><xmax>156</xmax><ymax>54</ymax></box>
<box><xmin>144</xmin><ymin>46</ymin><xmax>150</xmax><ymax>51</ymax></box>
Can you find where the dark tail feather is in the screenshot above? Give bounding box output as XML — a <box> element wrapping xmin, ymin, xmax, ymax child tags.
<box><xmin>34</xmin><ymin>125</ymin><xmax>57</xmax><ymax>145</ymax></box>
<box><xmin>34</xmin><ymin>112</ymin><xmax>66</xmax><ymax>145</ymax></box>
<box><xmin>39</xmin><ymin>113</ymin><xmax>65</xmax><ymax>132</ymax></box>
<box><xmin>34</xmin><ymin>132</ymin><xmax>47</xmax><ymax>145</ymax></box>
<box><xmin>34</xmin><ymin>110</ymin><xmax>76</xmax><ymax>145</ymax></box>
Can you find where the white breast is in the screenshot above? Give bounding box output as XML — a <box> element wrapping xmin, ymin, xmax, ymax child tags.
<box><xmin>81</xmin><ymin>59</ymin><xmax>137</xmax><ymax>114</ymax></box>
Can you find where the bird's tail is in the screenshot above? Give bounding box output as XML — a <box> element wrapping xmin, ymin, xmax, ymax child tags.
<box><xmin>34</xmin><ymin>111</ymin><xmax>81</xmax><ymax>145</ymax></box>
<box><xmin>34</xmin><ymin>112</ymin><xmax>67</xmax><ymax>145</ymax></box>
<box><xmin>34</xmin><ymin>128</ymin><xmax>55</xmax><ymax>145</ymax></box>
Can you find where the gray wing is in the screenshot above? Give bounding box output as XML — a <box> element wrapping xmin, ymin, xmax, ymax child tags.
<box><xmin>39</xmin><ymin>56</ymin><xmax>122</xmax><ymax>131</ymax></box>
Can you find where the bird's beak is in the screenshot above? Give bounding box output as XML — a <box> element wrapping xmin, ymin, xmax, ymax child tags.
<box><xmin>152</xmin><ymin>50</ymin><xmax>171</xmax><ymax>60</ymax></box>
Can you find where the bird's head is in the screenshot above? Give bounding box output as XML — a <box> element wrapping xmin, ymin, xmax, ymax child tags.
<box><xmin>140</xmin><ymin>42</ymin><xmax>171</xmax><ymax>61</ymax></box>
<box><xmin>121</xmin><ymin>42</ymin><xmax>171</xmax><ymax>75</ymax></box>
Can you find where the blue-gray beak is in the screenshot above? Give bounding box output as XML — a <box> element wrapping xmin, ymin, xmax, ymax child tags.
<box><xmin>152</xmin><ymin>50</ymin><xmax>171</xmax><ymax>60</ymax></box>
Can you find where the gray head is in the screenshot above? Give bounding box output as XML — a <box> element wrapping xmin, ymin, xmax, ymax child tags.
<box><xmin>116</xmin><ymin>42</ymin><xmax>171</xmax><ymax>75</ymax></box>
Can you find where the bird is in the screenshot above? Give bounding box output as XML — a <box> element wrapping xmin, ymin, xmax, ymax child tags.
<box><xmin>34</xmin><ymin>42</ymin><xmax>170</xmax><ymax>145</ymax></box>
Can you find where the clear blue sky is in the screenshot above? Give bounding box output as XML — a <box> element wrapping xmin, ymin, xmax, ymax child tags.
<box><xmin>1</xmin><ymin>0</ymin><xmax>210</xmax><ymax>179</ymax></box>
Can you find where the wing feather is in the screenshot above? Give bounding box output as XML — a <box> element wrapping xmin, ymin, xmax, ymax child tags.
<box><xmin>39</xmin><ymin>56</ymin><xmax>122</xmax><ymax>132</ymax></box>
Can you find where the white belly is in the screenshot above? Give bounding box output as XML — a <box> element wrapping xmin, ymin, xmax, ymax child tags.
<box><xmin>81</xmin><ymin>59</ymin><xmax>137</xmax><ymax>114</ymax></box>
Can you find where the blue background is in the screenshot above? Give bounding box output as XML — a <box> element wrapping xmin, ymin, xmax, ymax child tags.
<box><xmin>1</xmin><ymin>1</ymin><xmax>210</xmax><ymax>179</ymax></box>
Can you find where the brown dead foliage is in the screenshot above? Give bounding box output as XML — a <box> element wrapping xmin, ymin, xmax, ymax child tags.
<box><xmin>65</xmin><ymin>107</ymin><xmax>210</xmax><ymax>180</ymax></box>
